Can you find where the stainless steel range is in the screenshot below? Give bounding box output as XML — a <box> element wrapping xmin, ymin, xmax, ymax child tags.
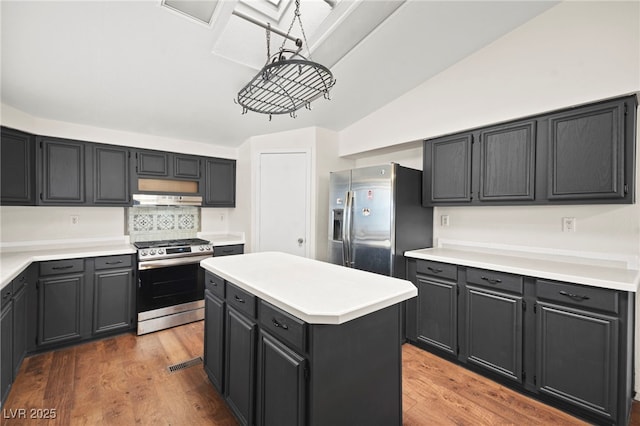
<box><xmin>135</xmin><ymin>238</ymin><xmax>213</xmax><ymax>335</ymax></box>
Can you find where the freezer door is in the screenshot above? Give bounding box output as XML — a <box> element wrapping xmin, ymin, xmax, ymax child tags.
<box><xmin>350</xmin><ymin>165</ymin><xmax>394</xmax><ymax>276</ymax></box>
<box><xmin>328</xmin><ymin>169</ymin><xmax>351</xmax><ymax>266</ymax></box>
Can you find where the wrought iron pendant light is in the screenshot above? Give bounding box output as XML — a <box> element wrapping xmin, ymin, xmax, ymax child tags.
<box><xmin>235</xmin><ymin>0</ymin><xmax>336</xmax><ymax>119</ymax></box>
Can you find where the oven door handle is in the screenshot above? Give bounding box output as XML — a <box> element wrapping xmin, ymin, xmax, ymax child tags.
<box><xmin>138</xmin><ymin>255</ymin><xmax>213</xmax><ymax>270</ymax></box>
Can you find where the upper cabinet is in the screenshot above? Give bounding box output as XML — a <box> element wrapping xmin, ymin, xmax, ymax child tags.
<box><xmin>38</xmin><ymin>137</ymin><xmax>86</xmax><ymax>205</ymax></box>
<box><xmin>545</xmin><ymin>99</ymin><xmax>628</xmax><ymax>201</ymax></box>
<box><xmin>423</xmin><ymin>94</ymin><xmax>637</xmax><ymax>206</ymax></box>
<box><xmin>1</xmin><ymin>127</ymin><xmax>36</xmax><ymax>205</ymax></box>
<box><xmin>91</xmin><ymin>144</ymin><xmax>130</xmax><ymax>206</ymax></box>
<box><xmin>204</xmin><ymin>158</ymin><xmax>236</xmax><ymax>207</ymax></box>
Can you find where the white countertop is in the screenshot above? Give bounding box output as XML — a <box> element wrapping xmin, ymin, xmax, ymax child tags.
<box><xmin>200</xmin><ymin>233</ymin><xmax>245</xmax><ymax>246</ymax></box>
<box><xmin>200</xmin><ymin>251</ymin><xmax>417</xmax><ymax>325</ymax></box>
<box><xmin>405</xmin><ymin>247</ymin><xmax>640</xmax><ymax>292</ymax></box>
<box><xmin>1</xmin><ymin>243</ymin><xmax>136</xmax><ymax>289</ymax></box>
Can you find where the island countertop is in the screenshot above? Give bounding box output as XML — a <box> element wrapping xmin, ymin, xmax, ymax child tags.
<box><xmin>200</xmin><ymin>251</ymin><xmax>417</xmax><ymax>325</ymax></box>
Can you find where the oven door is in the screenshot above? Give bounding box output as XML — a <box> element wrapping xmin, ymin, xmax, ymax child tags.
<box><xmin>137</xmin><ymin>255</ymin><xmax>208</xmax><ymax>313</ymax></box>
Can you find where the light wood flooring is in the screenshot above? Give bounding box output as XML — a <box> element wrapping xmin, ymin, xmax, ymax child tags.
<box><xmin>2</xmin><ymin>321</ymin><xmax>638</xmax><ymax>425</ymax></box>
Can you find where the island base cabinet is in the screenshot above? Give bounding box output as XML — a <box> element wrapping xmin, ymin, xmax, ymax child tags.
<box><xmin>536</xmin><ymin>302</ymin><xmax>618</xmax><ymax>421</ymax></box>
<box><xmin>204</xmin><ymin>289</ymin><xmax>225</xmax><ymax>393</ymax></box>
<box><xmin>225</xmin><ymin>306</ymin><xmax>257</xmax><ymax>426</ymax></box>
<box><xmin>257</xmin><ymin>331</ymin><xmax>306</xmax><ymax>426</ymax></box>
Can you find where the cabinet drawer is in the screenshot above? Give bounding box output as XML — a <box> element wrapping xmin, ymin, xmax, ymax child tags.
<box><xmin>40</xmin><ymin>259</ymin><xmax>84</xmax><ymax>276</ymax></box>
<box><xmin>11</xmin><ymin>272</ymin><xmax>28</xmax><ymax>293</ymax></box>
<box><xmin>213</xmin><ymin>244</ymin><xmax>244</xmax><ymax>257</ymax></box>
<box><xmin>466</xmin><ymin>267</ymin><xmax>523</xmax><ymax>294</ymax></box>
<box><xmin>226</xmin><ymin>282</ymin><xmax>256</xmax><ymax>318</ymax></box>
<box><xmin>416</xmin><ymin>260</ymin><xmax>457</xmax><ymax>281</ymax></box>
<box><xmin>94</xmin><ymin>255</ymin><xmax>132</xmax><ymax>270</ymax></box>
<box><xmin>537</xmin><ymin>279</ymin><xmax>619</xmax><ymax>314</ymax></box>
<box><xmin>205</xmin><ymin>271</ymin><xmax>225</xmax><ymax>299</ymax></box>
<box><xmin>259</xmin><ymin>300</ymin><xmax>307</xmax><ymax>353</ymax></box>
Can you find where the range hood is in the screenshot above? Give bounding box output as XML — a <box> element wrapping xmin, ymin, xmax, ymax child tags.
<box><xmin>133</xmin><ymin>194</ymin><xmax>202</xmax><ymax>206</ymax></box>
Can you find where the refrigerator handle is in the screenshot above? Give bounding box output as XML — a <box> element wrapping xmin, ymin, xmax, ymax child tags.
<box><xmin>343</xmin><ymin>190</ymin><xmax>354</xmax><ymax>267</ymax></box>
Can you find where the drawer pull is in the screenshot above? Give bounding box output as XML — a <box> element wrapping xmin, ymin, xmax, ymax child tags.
<box><xmin>2</xmin><ymin>291</ymin><xmax>11</xmax><ymax>300</ymax></box>
<box><xmin>234</xmin><ymin>295</ymin><xmax>245</xmax><ymax>304</ymax></box>
<box><xmin>52</xmin><ymin>265</ymin><xmax>74</xmax><ymax>270</ymax></box>
<box><xmin>105</xmin><ymin>260</ymin><xmax>123</xmax><ymax>265</ymax></box>
<box><xmin>222</xmin><ymin>249</ymin><xmax>234</xmax><ymax>253</ymax></box>
<box><xmin>272</xmin><ymin>318</ymin><xmax>289</xmax><ymax>330</ymax></box>
<box><xmin>427</xmin><ymin>267</ymin><xmax>443</xmax><ymax>273</ymax></box>
<box><xmin>209</xmin><ymin>280</ymin><xmax>218</xmax><ymax>286</ymax></box>
<box><xmin>481</xmin><ymin>276</ymin><xmax>502</xmax><ymax>284</ymax></box>
<box><xmin>559</xmin><ymin>290</ymin><xmax>590</xmax><ymax>301</ymax></box>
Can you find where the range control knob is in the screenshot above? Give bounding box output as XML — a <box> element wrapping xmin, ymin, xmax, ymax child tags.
<box><xmin>140</xmin><ymin>250</ymin><xmax>148</xmax><ymax>256</ymax></box>
<box><xmin>150</xmin><ymin>249</ymin><xmax>156</xmax><ymax>255</ymax></box>
<box><xmin>199</xmin><ymin>246</ymin><xmax>205</xmax><ymax>251</ymax></box>
<box><xmin>205</xmin><ymin>246</ymin><xmax>211</xmax><ymax>251</ymax></box>
<box><xmin>158</xmin><ymin>248</ymin><xmax>165</xmax><ymax>255</ymax></box>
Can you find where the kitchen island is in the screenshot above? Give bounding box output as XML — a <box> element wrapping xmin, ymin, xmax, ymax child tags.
<box><xmin>200</xmin><ymin>251</ymin><xmax>417</xmax><ymax>426</ymax></box>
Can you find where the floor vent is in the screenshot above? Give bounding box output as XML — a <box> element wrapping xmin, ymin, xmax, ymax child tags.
<box><xmin>167</xmin><ymin>356</ymin><xmax>203</xmax><ymax>373</ymax></box>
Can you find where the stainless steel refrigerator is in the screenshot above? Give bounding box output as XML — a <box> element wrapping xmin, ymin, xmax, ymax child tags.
<box><xmin>328</xmin><ymin>163</ymin><xmax>433</xmax><ymax>279</ymax></box>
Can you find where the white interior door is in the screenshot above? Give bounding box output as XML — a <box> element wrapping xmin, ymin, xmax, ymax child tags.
<box><xmin>256</xmin><ymin>151</ymin><xmax>310</xmax><ymax>257</ymax></box>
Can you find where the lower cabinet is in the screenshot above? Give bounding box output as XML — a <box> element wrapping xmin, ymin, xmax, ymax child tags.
<box><xmin>257</xmin><ymin>331</ymin><xmax>306</xmax><ymax>426</ymax></box>
<box><xmin>406</xmin><ymin>258</ymin><xmax>633</xmax><ymax>426</ymax></box>
<box><xmin>1</xmin><ymin>294</ymin><xmax>13</xmax><ymax>405</ymax></box>
<box><xmin>38</xmin><ymin>272</ymin><xmax>85</xmax><ymax>346</ymax></box>
<box><xmin>204</xmin><ymin>289</ymin><xmax>225</xmax><ymax>393</ymax></box>
<box><xmin>225</xmin><ymin>306</ymin><xmax>257</xmax><ymax>426</ymax></box>
<box><xmin>92</xmin><ymin>255</ymin><xmax>134</xmax><ymax>335</ymax></box>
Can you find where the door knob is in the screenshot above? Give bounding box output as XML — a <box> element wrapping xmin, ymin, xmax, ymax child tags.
<box><xmin>297</xmin><ymin>238</ymin><xmax>304</xmax><ymax>246</ymax></box>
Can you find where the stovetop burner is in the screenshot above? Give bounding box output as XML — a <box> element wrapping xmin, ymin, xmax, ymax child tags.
<box><xmin>134</xmin><ymin>238</ymin><xmax>210</xmax><ymax>249</ymax></box>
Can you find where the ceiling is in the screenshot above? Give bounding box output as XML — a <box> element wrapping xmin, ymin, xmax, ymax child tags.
<box><xmin>1</xmin><ymin>1</ymin><xmax>557</xmax><ymax>148</ymax></box>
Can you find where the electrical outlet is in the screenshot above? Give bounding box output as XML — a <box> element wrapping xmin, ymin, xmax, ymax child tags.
<box><xmin>70</xmin><ymin>215</ymin><xmax>79</xmax><ymax>225</ymax></box>
<box><xmin>562</xmin><ymin>217</ymin><xmax>576</xmax><ymax>232</ymax></box>
<box><xmin>440</xmin><ymin>215</ymin><xmax>450</xmax><ymax>227</ymax></box>
<box><xmin>220</xmin><ymin>214</ymin><xmax>225</xmax><ymax>222</ymax></box>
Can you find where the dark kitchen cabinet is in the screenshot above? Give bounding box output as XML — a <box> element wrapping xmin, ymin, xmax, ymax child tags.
<box><xmin>423</xmin><ymin>133</ymin><xmax>472</xmax><ymax>204</ymax></box>
<box><xmin>11</xmin><ymin>278</ymin><xmax>28</xmax><ymax>379</ymax></box>
<box><xmin>204</xmin><ymin>271</ymin><xmax>226</xmax><ymax>393</ymax></box>
<box><xmin>1</xmin><ymin>288</ymin><xmax>13</xmax><ymax>405</ymax></box>
<box><xmin>406</xmin><ymin>258</ymin><xmax>634</xmax><ymax>425</ymax></box>
<box><xmin>423</xmin><ymin>94</ymin><xmax>637</xmax><ymax>206</ymax></box>
<box><xmin>38</xmin><ymin>137</ymin><xmax>86</xmax><ymax>204</ymax></box>
<box><xmin>225</xmin><ymin>305</ymin><xmax>257</xmax><ymax>426</ymax></box>
<box><xmin>92</xmin><ymin>255</ymin><xmax>134</xmax><ymax>335</ymax></box>
<box><xmin>204</xmin><ymin>158</ymin><xmax>236</xmax><ymax>207</ymax></box>
<box><xmin>213</xmin><ymin>244</ymin><xmax>244</xmax><ymax>257</ymax></box>
<box><xmin>37</xmin><ymin>259</ymin><xmax>86</xmax><ymax>346</ymax></box>
<box><xmin>256</xmin><ymin>330</ymin><xmax>306</xmax><ymax>426</ymax></box>
<box><xmin>91</xmin><ymin>144</ymin><xmax>130</xmax><ymax>205</ymax></box>
<box><xmin>462</xmin><ymin>268</ymin><xmax>523</xmax><ymax>383</ymax></box>
<box><xmin>1</xmin><ymin>127</ymin><xmax>36</xmax><ymax>205</ymax></box>
<box><xmin>478</xmin><ymin>121</ymin><xmax>536</xmax><ymax>201</ymax></box>
<box><xmin>174</xmin><ymin>154</ymin><xmax>201</xmax><ymax>179</ymax></box>
<box><xmin>136</xmin><ymin>150</ymin><xmax>170</xmax><ymax>177</ymax></box>
<box><xmin>413</xmin><ymin>262</ymin><xmax>458</xmax><ymax>355</ymax></box>
<box><xmin>536</xmin><ymin>279</ymin><xmax>626</xmax><ymax>422</ymax></box>
<box><xmin>545</xmin><ymin>98</ymin><xmax>630</xmax><ymax>201</ymax></box>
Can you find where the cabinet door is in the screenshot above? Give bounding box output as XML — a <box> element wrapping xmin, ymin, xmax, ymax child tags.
<box><xmin>416</xmin><ymin>276</ymin><xmax>457</xmax><ymax>355</ymax></box>
<box><xmin>257</xmin><ymin>331</ymin><xmax>306</xmax><ymax>426</ymax></box>
<box><xmin>93</xmin><ymin>269</ymin><xmax>133</xmax><ymax>335</ymax></box>
<box><xmin>423</xmin><ymin>134</ymin><xmax>473</xmax><ymax>205</ymax></box>
<box><xmin>547</xmin><ymin>100</ymin><xmax>626</xmax><ymax>200</ymax></box>
<box><xmin>12</xmin><ymin>285</ymin><xmax>27</xmax><ymax>378</ymax></box>
<box><xmin>1</xmin><ymin>127</ymin><xmax>35</xmax><ymax>205</ymax></box>
<box><xmin>39</xmin><ymin>137</ymin><xmax>86</xmax><ymax>204</ymax></box>
<box><xmin>174</xmin><ymin>155</ymin><xmax>201</xmax><ymax>179</ymax></box>
<box><xmin>136</xmin><ymin>150</ymin><xmax>169</xmax><ymax>176</ymax></box>
<box><xmin>38</xmin><ymin>274</ymin><xmax>84</xmax><ymax>345</ymax></box>
<box><xmin>225</xmin><ymin>306</ymin><xmax>257</xmax><ymax>426</ymax></box>
<box><xmin>1</xmin><ymin>301</ymin><xmax>13</xmax><ymax>404</ymax></box>
<box><xmin>464</xmin><ymin>286</ymin><xmax>523</xmax><ymax>383</ymax></box>
<box><xmin>204</xmin><ymin>158</ymin><xmax>236</xmax><ymax>207</ymax></box>
<box><xmin>204</xmin><ymin>290</ymin><xmax>225</xmax><ymax>393</ymax></box>
<box><xmin>93</xmin><ymin>145</ymin><xmax>130</xmax><ymax>205</ymax></box>
<box><xmin>536</xmin><ymin>302</ymin><xmax>618</xmax><ymax>420</ymax></box>
<box><xmin>478</xmin><ymin>121</ymin><xmax>536</xmax><ymax>201</ymax></box>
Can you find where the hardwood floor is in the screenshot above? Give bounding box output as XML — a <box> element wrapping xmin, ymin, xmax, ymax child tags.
<box><xmin>1</xmin><ymin>322</ymin><xmax>636</xmax><ymax>425</ymax></box>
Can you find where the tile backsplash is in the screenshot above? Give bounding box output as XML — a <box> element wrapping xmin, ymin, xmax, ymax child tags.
<box><xmin>127</xmin><ymin>206</ymin><xmax>200</xmax><ymax>242</ymax></box>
